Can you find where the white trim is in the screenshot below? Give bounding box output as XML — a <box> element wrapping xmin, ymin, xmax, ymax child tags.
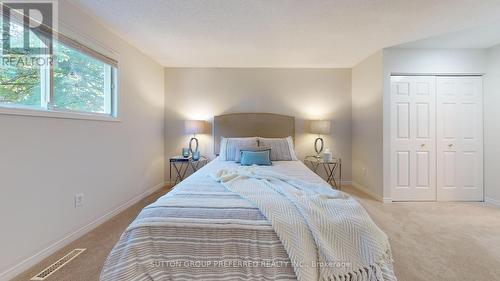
<box><xmin>0</xmin><ymin>106</ymin><xmax>120</xmax><ymax>122</ymax></box>
<box><xmin>103</xmin><ymin>65</ymin><xmax>113</xmax><ymax>114</ymax></box>
<box><xmin>0</xmin><ymin>181</ymin><xmax>167</xmax><ymax>281</ymax></box>
<box><xmin>351</xmin><ymin>181</ymin><xmax>392</xmax><ymax>203</ymax></box>
<box><xmin>485</xmin><ymin>197</ymin><xmax>500</xmax><ymax>208</ymax></box>
<box><xmin>391</xmin><ymin>73</ymin><xmax>485</xmax><ymax>77</ymax></box>
<box><xmin>382</xmin><ymin>197</ymin><xmax>393</xmax><ymax>204</ymax></box>
<box><xmin>340</xmin><ymin>180</ymin><xmax>352</xmax><ymax>186</ymax></box>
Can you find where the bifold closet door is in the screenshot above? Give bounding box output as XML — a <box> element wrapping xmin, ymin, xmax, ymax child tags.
<box><xmin>436</xmin><ymin>77</ymin><xmax>483</xmax><ymax>201</ymax></box>
<box><xmin>391</xmin><ymin>76</ymin><xmax>437</xmax><ymax>201</ymax></box>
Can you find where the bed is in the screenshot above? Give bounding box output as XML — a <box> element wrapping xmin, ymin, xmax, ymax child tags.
<box><xmin>101</xmin><ymin>113</ymin><xmax>396</xmax><ymax>281</ymax></box>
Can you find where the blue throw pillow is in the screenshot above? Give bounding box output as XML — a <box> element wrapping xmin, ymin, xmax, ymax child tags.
<box><xmin>240</xmin><ymin>149</ymin><xmax>272</xmax><ymax>166</ymax></box>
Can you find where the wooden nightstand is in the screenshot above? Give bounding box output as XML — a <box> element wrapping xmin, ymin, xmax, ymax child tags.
<box><xmin>169</xmin><ymin>156</ymin><xmax>209</xmax><ymax>185</ymax></box>
<box><xmin>304</xmin><ymin>156</ymin><xmax>342</xmax><ymax>189</ymax></box>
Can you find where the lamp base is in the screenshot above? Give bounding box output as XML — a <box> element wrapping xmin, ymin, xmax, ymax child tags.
<box><xmin>189</xmin><ymin>137</ymin><xmax>199</xmax><ymax>154</ymax></box>
<box><xmin>314</xmin><ymin>137</ymin><xmax>324</xmax><ymax>155</ymax></box>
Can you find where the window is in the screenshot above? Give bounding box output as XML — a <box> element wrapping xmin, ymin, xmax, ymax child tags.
<box><xmin>52</xmin><ymin>40</ymin><xmax>115</xmax><ymax>114</ymax></box>
<box><xmin>0</xmin><ymin>14</ymin><xmax>44</xmax><ymax>108</ymax></box>
<box><xmin>0</xmin><ymin>13</ymin><xmax>117</xmax><ymax>119</ymax></box>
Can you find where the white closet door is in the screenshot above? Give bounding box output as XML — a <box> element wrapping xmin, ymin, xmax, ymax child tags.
<box><xmin>391</xmin><ymin>76</ymin><xmax>437</xmax><ymax>201</ymax></box>
<box><xmin>436</xmin><ymin>76</ymin><xmax>483</xmax><ymax>201</ymax></box>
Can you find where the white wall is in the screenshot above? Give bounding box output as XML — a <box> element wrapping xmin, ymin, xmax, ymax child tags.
<box><xmin>382</xmin><ymin>48</ymin><xmax>486</xmax><ymax>75</ymax></box>
<box><xmin>382</xmin><ymin>48</ymin><xmax>487</xmax><ymax>200</ymax></box>
<box><xmin>164</xmin><ymin>68</ymin><xmax>352</xmax><ymax>182</ymax></box>
<box><xmin>0</xmin><ymin>1</ymin><xmax>165</xmax><ymax>279</ymax></box>
<box><xmin>484</xmin><ymin>44</ymin><xmax>500</xmax><ymax>205</ymax></box>
<box><xmin>351</xmin><ymin>51</ymin><xmax>384</xmax><ymax>200</ymax></box>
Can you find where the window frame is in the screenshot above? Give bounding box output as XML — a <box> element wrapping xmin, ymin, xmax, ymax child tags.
<box><xmin>0</xmin><ymin>11</ymin><xmax>119</xmax><ymax>122</ymax></box>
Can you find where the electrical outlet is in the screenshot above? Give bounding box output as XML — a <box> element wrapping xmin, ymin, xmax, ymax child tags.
<box><xmin>75</xmin><ymin>193</ymin><xmax>84</xmax><ymax>208</ymax></box>
<box><xmin>362</xmin><ymin>167</ymin><xmax>367</xmax><ymax>176</ymax></box>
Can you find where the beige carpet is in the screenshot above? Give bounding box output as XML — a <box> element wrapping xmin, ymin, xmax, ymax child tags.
<box><xmin>12</xmin><ymin>185</ymin><xmax>500</xmax><ymax>281</ymax></box>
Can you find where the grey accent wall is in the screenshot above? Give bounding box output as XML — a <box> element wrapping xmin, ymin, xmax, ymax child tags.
<box><xmin>164</xmin><ymin>68</ymin><xmax>352</xmax><ymax>182</ymax></box>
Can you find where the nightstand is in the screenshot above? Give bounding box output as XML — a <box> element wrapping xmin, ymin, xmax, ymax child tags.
<box><xmin>304</xmin><ymin>156</ymin><xmax>342</xmax><ymax>189</ymax></box>
<box><xmin>169</xmin><ymin>155</ymin><xmax>209</xmax><ymax>185</ymax></box>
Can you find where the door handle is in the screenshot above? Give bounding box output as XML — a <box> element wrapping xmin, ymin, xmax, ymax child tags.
<box><xmin>448</xmin><ymin>144</ymin><xmax>454</xmax><ymax>148</ymax></box>
<box><xmin>420</xmin><ymin>144</ymin><xmax>426</xmax><ymax>148</ymax></box>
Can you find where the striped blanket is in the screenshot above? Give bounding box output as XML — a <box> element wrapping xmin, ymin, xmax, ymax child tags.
<box><xmin>101</xmin><ymin>160</ymin><xmax>396</xmax><ymax>281</ymax></box>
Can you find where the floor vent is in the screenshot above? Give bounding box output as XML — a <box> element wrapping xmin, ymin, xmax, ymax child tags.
<box><xmin>30</xmin><ymin>248</ymin><xmax>86</xmax><ymax>280</ymax></box>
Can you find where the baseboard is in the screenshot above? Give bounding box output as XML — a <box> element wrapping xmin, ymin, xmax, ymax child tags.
<box><xmin>485</xmin><ymin>197</ymin><xmax>500</xmax><ymax>208</ymax></box>
<box><xmin>351</xmin><ymin>181</ymin><xmax>386</xmax><ymax>202</ymax></box>
<box><xmin>382</xmin><ymin>197</ymin><xmax>393</xmax><ymax>204</ymax></box>
<box><xmin>0</xmin><ymin>181</ymin><xmax>167</xmax><ymax>281</ymax></box>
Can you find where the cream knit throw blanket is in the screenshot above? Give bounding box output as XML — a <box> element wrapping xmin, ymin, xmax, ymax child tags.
<box><xmin>211</xmin><ymin>167</ymin><xmax>396</xmax><ymax>281</ymax></box>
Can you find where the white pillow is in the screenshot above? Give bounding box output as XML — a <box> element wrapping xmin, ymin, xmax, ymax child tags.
<box><xmin>258</xmin><ymin>136</ymin><xmax>298</xmax><ymax>161</ymax></box>
<box><xmin>219</xmin><ymin>137</ymin><xmax>258</xmax><ymax>161</ymax></box>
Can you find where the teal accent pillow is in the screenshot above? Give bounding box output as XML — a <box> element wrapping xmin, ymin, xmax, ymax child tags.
<box><xmin>240</xmin><ymin>149</ymin><xmax>272</xmax><ymax>166</ymax></box>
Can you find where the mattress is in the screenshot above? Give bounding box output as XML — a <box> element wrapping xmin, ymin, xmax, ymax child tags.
<box><xmin>100</xmin><ymin>160</ymin><xmax>388</xmax><ymax>281</ymax></box>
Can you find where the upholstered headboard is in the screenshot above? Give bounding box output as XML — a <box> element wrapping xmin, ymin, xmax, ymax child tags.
<box><xmin>213</xmin><ymin>113</ymin><xmax>295</xmax><ymax>155</ymax></box>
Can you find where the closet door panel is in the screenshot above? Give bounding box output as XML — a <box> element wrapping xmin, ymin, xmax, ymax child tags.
<box><xmin>442</xmin><ymin>103</ymin><xmax>458</xmax><ymax>139</ymax></box>
<box><xmin>416</xmin><ymin>151</ymin><xmax>430</xmax><ymax>187</ymax></box>
<box><xmin>437</xmin><ymin>76</ymin><xmax>483</xmax><ymax>201</ymax></box>
<box><xmin>416</xmin><ymin>103</ymin><xmax>430</xmax><ymax>139</ymax></box>
<box><xmin>391</xmin><ymin>76</ymin><xmax>436</xmax><ymax>201</ymax></box>
<box><xmin>443</xmin><ymin>151</ymin><xmax>457</xmax><ymax>188</ymax></box>
<box><xmin>397</xmin><ymin>151</ymin><xmax>410</xmax><ymax>187</ymax></box>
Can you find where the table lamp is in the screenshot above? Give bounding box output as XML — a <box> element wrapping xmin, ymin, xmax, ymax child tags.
<box><xmin>310</xmin><ymin>120</ymin><xmax>331</xmax><ymax>156</ymax></box>
<box><xmin>185</xmin><ymin>120</ymin><xmax>208</xmax><ymax>154</ymax></box>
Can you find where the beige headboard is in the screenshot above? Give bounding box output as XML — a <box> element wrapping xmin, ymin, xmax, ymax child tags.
<box><xmin>214</xmin><ymin>113</ymin><xmax>295</xmax><ymax>155</ymax></box>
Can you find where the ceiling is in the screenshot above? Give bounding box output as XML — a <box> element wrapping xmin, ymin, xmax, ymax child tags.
<box><xmin>395</xmin><ymin>21</ymin><xmax>500</xmax><ymax>49</ymax></box>
<box><xmin>69</xmin><ymin>0</ymin><xmax>500</xmax><ymax>68</ymax></box>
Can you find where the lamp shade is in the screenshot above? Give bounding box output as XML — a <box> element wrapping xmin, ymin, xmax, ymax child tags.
<box><xmin>310</xmin><ymin>120</ymin><xmax>331</xmax><ymax>135</ymax></box>
<box><xmin>185</xmin><ymin>120</ymin><xmax>208</xmax><ymax>135</ymax></box>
